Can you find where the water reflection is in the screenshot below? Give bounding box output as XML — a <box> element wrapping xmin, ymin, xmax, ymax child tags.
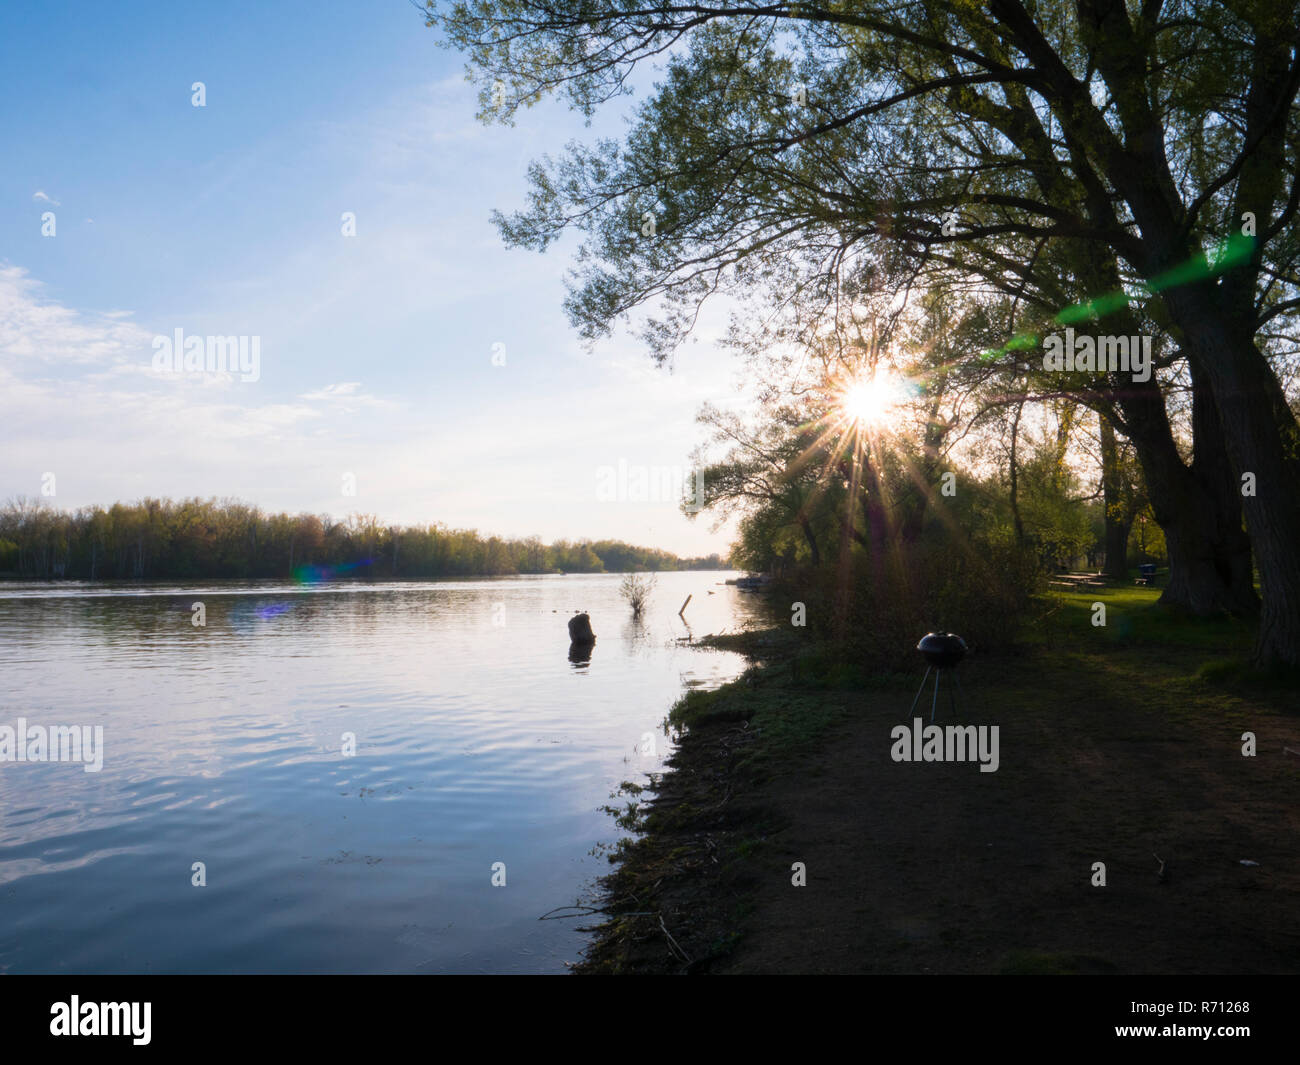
<box><xmin>0</xmin><ymin>572</ymin><xmax>766</xmax><ymax>973</ymax></box>
<box><xmin>567</xmin><ymin>642</ymin><xmax>594</xmax><ymax>669</ymax></box>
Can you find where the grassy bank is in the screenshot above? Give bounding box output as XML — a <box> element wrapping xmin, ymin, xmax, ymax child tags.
<box><xmin>575</xmin><ymin>586</ymin><xmax>1300</xmax><ymax>974</ymax></box>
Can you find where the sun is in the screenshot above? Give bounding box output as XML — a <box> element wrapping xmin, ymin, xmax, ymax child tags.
<box><xmin>838</xmin><ymin>372</ymin><xmax>905</xmax><ymax>428</ymax></box>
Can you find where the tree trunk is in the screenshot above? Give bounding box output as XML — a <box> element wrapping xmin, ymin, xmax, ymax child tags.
<box><xmin>1110</xmin><ymin>374</ymin><xmax>1258</xmax><ymax>617</ymax></box>
<box><xmin>798</xmin><ymin>514</ymin><xmax>821</xmax><ymax>566</ymax></box>
<box><xmin>1099</xmin><ymin>415</ymin><xmax>1128</xmax><ymax>579</ymax></box>
<box><xmin>898</xmin><ymin>374</ymin><xmax>951</xmax><ymax>544</ymax></box>
<box><xmin>1009</xmin><ymin>400</ymin><xmax>1025</xmax><ymax>546</ymax></box>
<box><xmin>1174</xmin><ymin>314</ymin><xmax>1300</xmax><ymax>666</ymax></box>
<box><xmin>1066</xmin><ymin>248</ymin><xmax>1257</xmax><ymax>616</ymax></box>
<box><xmin>833</xmin><ymin>435</ymin><xmax>865</xmax><ymax>641</ymax></box>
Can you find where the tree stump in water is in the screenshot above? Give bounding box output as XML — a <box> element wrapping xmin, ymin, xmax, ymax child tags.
<box><xmin>568</xmin><ymin>612</ymin><xmax>596</xmax><ymax>645</ymax></box>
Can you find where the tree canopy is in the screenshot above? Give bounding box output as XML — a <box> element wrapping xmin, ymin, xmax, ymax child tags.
<box><xmin>0</xmin><ymin>497</ymin><xmax>722</xmax><ymax>580</ymax></box>
<box><xmin>427</xmin><ymin>0</ymin><xmax>1300</xmax><ymax>665</ymax></box>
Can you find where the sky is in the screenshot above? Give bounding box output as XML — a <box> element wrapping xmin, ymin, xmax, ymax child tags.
<box><xmin>0</xmin><ymin>1</ymin><xmax>744</xmax><ymax>557</ymax></box>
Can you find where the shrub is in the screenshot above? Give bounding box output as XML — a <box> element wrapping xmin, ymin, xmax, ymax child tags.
<box><xmin>619</xmin><ymin>571</ymin><xmax>657</xmax><ymax>617</ymax></box>
<box><xmin>775</xmin><ymin>535</ymin><xmax>1042</xmax><ymax>670</ymax></box>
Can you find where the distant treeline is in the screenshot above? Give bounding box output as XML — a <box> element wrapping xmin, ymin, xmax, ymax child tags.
<box><xmin>0</xmin><ymin>498</ymin><xmax>725</xmax><ymax>580</ymax></box>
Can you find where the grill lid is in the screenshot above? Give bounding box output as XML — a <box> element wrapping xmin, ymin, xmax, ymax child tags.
<box><xmin>916</xmin><ymin>631</ymin><xmax>967</xmax><ymax>667</ymax></box>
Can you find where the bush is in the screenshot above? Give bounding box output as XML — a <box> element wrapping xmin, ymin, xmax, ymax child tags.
<box><xmin>775</xmin><ymin>535</ymin><xmax>1042</xmax><ymax>670</ymax></box>
<box><xmin>620</xmin><ymin>571</ymin><xmax>657</xmax><ymax>617</ymax></box>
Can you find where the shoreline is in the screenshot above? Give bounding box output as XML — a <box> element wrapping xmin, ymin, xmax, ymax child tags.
<box><xmin>574</xmin><ymin>628</ymin><xmax>835</xmax><ymax>974</ymax></box>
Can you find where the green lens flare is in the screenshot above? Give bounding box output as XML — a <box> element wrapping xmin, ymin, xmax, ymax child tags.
<box><xmin>978</xmin><ymin>235</ymin><xmax>1255</xmax><ymax>362</ymax></box>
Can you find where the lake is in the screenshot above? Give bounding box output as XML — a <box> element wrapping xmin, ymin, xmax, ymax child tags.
<box><xmin>0</xmin><ymin>571</ymin><xmax>763</xmax><ymax>973</ymax></box>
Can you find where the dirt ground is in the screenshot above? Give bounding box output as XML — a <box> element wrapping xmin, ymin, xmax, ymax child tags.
<box><xmin>577</xmin><ymin>622</ymin><xmax>1300</xmax><ymax>974</ymax></box>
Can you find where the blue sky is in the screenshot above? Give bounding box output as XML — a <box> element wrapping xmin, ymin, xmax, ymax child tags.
<box><xmin>0</xmin><ymin>1</ymin><xmax>741</xmax><ymax>556</ymax></box>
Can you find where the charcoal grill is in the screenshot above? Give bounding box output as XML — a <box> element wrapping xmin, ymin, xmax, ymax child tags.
<box><xmin>908</xmin><ymin>632</ymin><xmax>969</xmax><ymax>722</ymax></box>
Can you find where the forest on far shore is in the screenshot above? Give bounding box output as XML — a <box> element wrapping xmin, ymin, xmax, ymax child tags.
<box><xmin>0</xmin><ymin>497</ymin><xmax>724</xmax><ymax>581</ymax></box>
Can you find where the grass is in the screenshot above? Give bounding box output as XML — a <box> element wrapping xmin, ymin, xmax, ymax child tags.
<box><xmin>1034</xmin><ymin>585</ymin><xmax>1299</xmax><ymax>710</ymax></box>
<box><xmin>665</xmin><ymin>583</ymin><xmax>1295</xmax><ymax>808</ymax></box>
<box><xmin>1034</xmin><ymin>584</ymin><xmax>1255</xmax><ymax>651</ymax></box>
<box><xmin>680</xmin><ymin>584</ymin><xmax>1296</xmax><ymax>791</ymax></box>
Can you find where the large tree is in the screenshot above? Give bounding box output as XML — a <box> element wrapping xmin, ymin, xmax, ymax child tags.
<box><xmin>428</xmin><ymin>0</ymin><xmax>1300</xmax><ymax>664</ymax></box>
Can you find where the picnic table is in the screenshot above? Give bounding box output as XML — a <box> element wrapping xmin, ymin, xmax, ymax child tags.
<box><xmin>1047</xmin><ymin>572</ymin><xmax>1108</xmax><ymax>590</ymax></box>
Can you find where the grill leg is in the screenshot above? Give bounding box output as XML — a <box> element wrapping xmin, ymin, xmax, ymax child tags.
<box><xmin>908</xmin><ymin>666</ymin><xmax>932</xmax><ymax>718</ymax></box>
<box><xmin>931</xmin><ymin>668</ymin><xmax>941</xmax><ymax>723</ymax></box>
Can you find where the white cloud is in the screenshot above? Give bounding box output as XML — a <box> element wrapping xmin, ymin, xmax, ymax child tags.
<box><xmin>298</xmin><ymin>381</ymin><xmax>397</xmax><ymax>412</ymax></box>
<box><xmin>32</xmin><ymin>190</ymin><xmax>60</xmax><ymax>206</ymax></box>
<box><xmin>303</xmin><ymin>381</ymin><xmax>362</xmax><ymax>397</ymax></box>
<box><xmin>0</xmin><ymin>265</ymin><xmax>153</xmax><ymax>368</ymax></box>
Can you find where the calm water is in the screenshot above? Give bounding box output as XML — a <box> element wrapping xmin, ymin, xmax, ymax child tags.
<box><xmin>0</xmin><ymin>571</ymin><xmax>762</xmax><ymax>973</ymax></box>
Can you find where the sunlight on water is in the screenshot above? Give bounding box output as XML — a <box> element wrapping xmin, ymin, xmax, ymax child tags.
<box><xmin>0</xmin><ymin>572</ymin><xmax>764</xmax><ymax>973</ymax></box>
